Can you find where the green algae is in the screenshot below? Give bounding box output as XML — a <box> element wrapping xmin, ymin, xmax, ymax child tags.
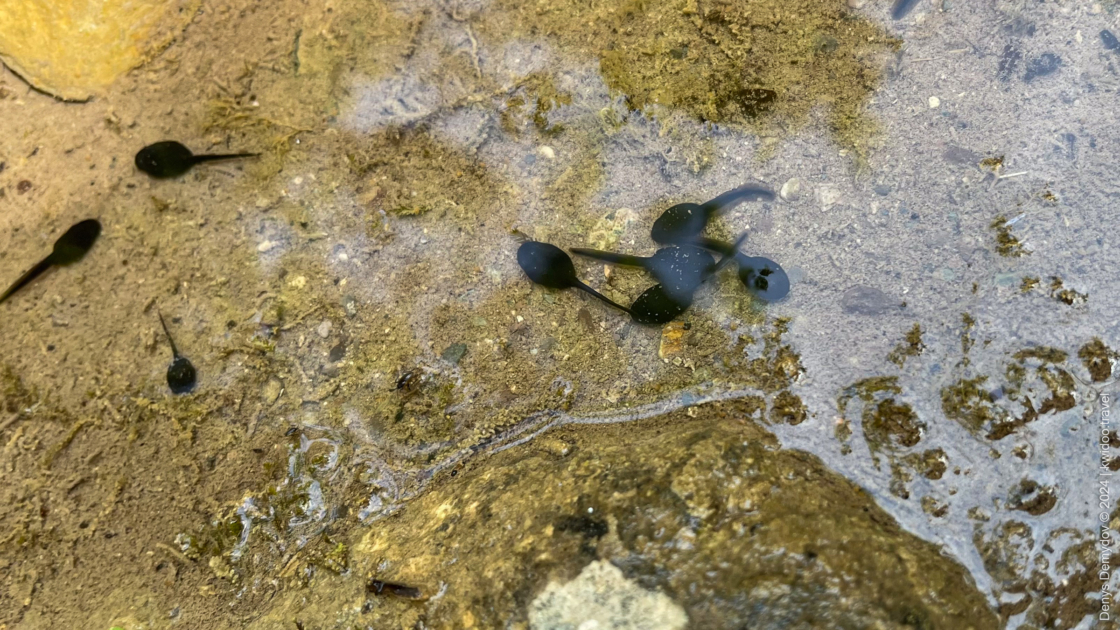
<box><xmin>837</xmin><ymin>376</ymin><xmax>924</xmax><ymax>463</ymax></box>
<box><xmin>990</xmin><ymin>214</ymin><xmax>1029</xmax><ymax>258</ymax></box>
<box><xmin>1078</xmin><ymin>337</ymin><xmax>1116</xmax><ymax>382</ymax></box>
<box><xmin>886</xmin><ymin>323</ymin><xmax>923</xmax><ymax>368</ymax></box>
<box><xmin>483</xmin><ymin>0</ymin><xmax>900</xmax><ymax>159</ymax></box>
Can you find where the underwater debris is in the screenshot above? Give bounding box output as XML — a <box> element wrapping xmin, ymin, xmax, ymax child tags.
<box><xmin>990</xmin><ymin>214</ymin><xmax>1029</xmax><ymax>258</ymax></box>
<box><xmin>367</xmin><ymin>579</ymin><xmax>423</xmax><ymax>600</ymax></box>
<box><xmin>891</xmin><ymin>0</ymin><xmax>922</xmax><ymax>19</ymax></box>
<box><xmin>0</xmin><ymin>218</ymin><xmax>101</xmax><ymax>305</ymax></box>
<box><xmin>1047</xmin><ymin>277</ymin><xmax>1087</xmax><ymax>305</ymax></box>
<box><xmin>158</xmin><ymin>313</ymin><xmax>197</xmax><ymax>395</ymax></box>
<box><xmin>135</xmin><ymin>141</ymin><xmax>257</xmax><ymax>178</ymax></box>
<box><xmin>1078</xmin><ymin>338</ymin><xmax>1116</xmax><ymax>382</ymax></box>
<box><xmin>887</xmin><ymin>323</ymin><xmax>924</xmax><ymax>368</ymax></box>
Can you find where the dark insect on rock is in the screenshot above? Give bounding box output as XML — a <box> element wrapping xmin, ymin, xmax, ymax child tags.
<box><xmin>367</xmin><ymin>579</ymin><xmax>423</xmax><ymax>599</ymax></box>
<box><xmin>135</xmin><ymin>141</ymin><xmax>258</xmax><ymax>178</ymax></box>
<box><xmin>158</xmin><ymin>312</ymin><xmax>197</xmax><ymax>395</ymax></box>
<box><xmin>395</xmin><ymin>369</ymin><xmax>422</xmax><ymax>393</ymax></box>
<box><xmin>0</xmin><ymin>218</ymin><xmax>101</xmax><ymax>305</ymax></box>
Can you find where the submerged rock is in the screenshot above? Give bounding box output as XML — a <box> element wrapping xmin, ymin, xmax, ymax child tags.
<box><xmin>283</xmin><ymin>399</ymin><xmax>1000</xmax><ymax>629</ymax></box>
<box><xmin>529</xmin><ymin>560</ymin><xmax>687</xmax><ymax>630</ymax></box>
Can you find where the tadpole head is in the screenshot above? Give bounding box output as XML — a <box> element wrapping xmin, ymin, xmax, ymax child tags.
<box><xmin>738</xmin><ymin>256</ymin><xmax>790</xmax><ymax>302</ymax></box>
<box><xmin>51</xmin><ymin>219</ymin><xmax>101</xmax><ymax>265</ymax></box>
<box><xmin>517</xmin><ymin>241</ymin><xmax>578</xmax><ymax>289</ymax></box>
<box><xmin>167</xmin><ymin>356</ymin><xmax>197</xmax><ymax>395</ymax></box>
<box><xmin>135</xmin><ymin>141</ymin><xmax>195</xmax><ymax>178</ymax></box>
<box><xmin>650</xmin><ymin>203</ymin><xmax>708</xmax><ymax>245</ymax></box>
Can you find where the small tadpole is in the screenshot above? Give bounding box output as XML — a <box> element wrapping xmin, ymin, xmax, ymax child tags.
<box><xmin>135</xmin><ymin>141</ymin><xmax>258</xmax><ymax>178</ymax></box>
<box><xmin>158</xmin><ymin>312</ymin><xmax>197</xmax><ymax>394</ymax></box>
<box><xmin>367</xmin><ymin>579</ymin><xmax>423</xmax><ymax>600</ymax></box>
<box><xmin>517</xmin><ymin>241</ymin><xmax>633</xmax><ymax>316</ymax></box>
<box><xmin>0</xmin><ymin>218</ymin><xmax>101</xmax><ymax>305</ymax></box>
<box><xmin>650</xmin><ymin>184</ymin><xmax>773</xmax><ymax>246</ymax></box>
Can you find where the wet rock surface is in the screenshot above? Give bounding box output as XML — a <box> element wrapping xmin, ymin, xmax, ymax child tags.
<box><xmin>252</xmin><ymin>401</ymin><xmax>998</xmax><ymax>629</ymax></box>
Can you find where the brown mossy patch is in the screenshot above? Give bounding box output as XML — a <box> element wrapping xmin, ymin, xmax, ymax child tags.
<box><xmin>499</xmin><ymin>72</ymin><xmax>573</xmax><ymax>137</ymax></box>
<box><xmin>990</xmin><ymin>215</ymin><xmax>1029</xmax><ymax>258</ymax></box>
<box><xmin>1020</xmin><ymin>275</ymin><xmax>1040</xmax><ymax>294</ymax></box>
<box><xmin>1007</xmin><ymin>478</ymin><xmax>1058</xmax><ymax>516</ymax></box>
<box><xmin>838</xmin><ymin>376</ymin><xmax>924</xmax><ymax>461</ymax></box>
<box><xmin>976</xmin><ymin>524</ymin><xmax>1097</xmax><ymax>628</ymax></box>
<box><xmin>941</xmin><ymin>376</ymin><xmax>1003</xmax><ymax>435</ymax></box>
<box><xmin>483</xmin><ymin>0</ymin><xmax>899</xmax><ymax>159</ymax></box>
<box><xmin>886</xmin><ymin>323</ymin><xmax>923</xmax><ymax>368</ymax></box>
<box><xmin>769</xmin><ymin>390</ymin><xmax>807</xmax><ymax>425</ymax></box>
<box><xmin>1078</xmin><ymin>338</ymin><xmax>1116</xmax><ymax>382</ymax></box>
<box><xmin>1048</xmin><ymin>276</ymin><xmax>1088</xmax><ymax>305</ymax></box>
<box><xmin>346</xmin><ymin>125</ymin><xmax>510</xmax><ymax>221</ymax></box>
<box><xmin>903</xmin><ymin>448</ymin><xmax>947</xmax><ymax>480</ymax></box>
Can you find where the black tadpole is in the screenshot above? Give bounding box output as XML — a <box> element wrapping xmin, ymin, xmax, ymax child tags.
<box><xmin>627</xmin><ymin>232</ymin><xmax>749</xmax><ymax>325</ymax></box>
<box><xmin>517</xmin><ymin>241</ymin><xmax>632</xmax><ymax>314</ymax></box>
<box><xmin>650</xmin><ymin>183</ymin><xmax>774</xmax><ymax>246</ymax></box>
<box><xmin>694</xmin><ymin>238</ymin><xmax>790</xmax><ymax>302</ymax></box>
<box><xmin>569</xmin><ymin>245</ymin><xmax>715</xmax><ymax>305</ymax></box>
<box><xmin>0</xmin><ymin>219</ymin><xmax>101</xmax><ymax>305</ymax></box>
<box><xmin>135</xmin><ymin>141</ymin><xmax>258</xmax><ymax>178</ymax></box>
<box><xmin>158</xmin><ymin>313</ymin><xmax>197</xmax><ymax>395</ymax></box>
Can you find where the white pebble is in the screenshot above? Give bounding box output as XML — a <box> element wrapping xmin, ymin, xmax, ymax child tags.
<box><xmin>779</xmin><ymin>178</ymin><xmax>802</xmax><ymax>202</ymax></box>
<box><xmin>257</xmin><ymin>240</ymin><xmax>275</xmax><ymax>252</ymax></box>
<box><xmin>928</xmin><ymin>96</ymin><xmax>940</xmax><ymax>108</ymax></box>
<box><xmin>317</xmin><ymin>320</ymin><xmax>332</xmax><ymax>338</ymax></box>
<box><xmin>538</xmin><ymin>146</ymin><xmax>556</xmax><ymax>160</ymax></box>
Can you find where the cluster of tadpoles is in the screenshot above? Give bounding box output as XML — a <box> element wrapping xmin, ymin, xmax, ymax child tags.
<box><xmin>517</xmin><ymin>183</ymin><xmax>788</xmax><ymax>326</ymax></box>
<box><xmin>1</xmin><ymin>141</ymin><xmax>258</xmax><ymax>394</ymax></box>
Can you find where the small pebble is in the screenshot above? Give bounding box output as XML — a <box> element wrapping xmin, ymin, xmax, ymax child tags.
<box><xmin>262</xmin><ymin>377</ymin><xmax>283</xmax><ymax>405</ymax></box>
<box><xmin>257</xmin><ymin>240</ymin><xmax>276</xmax><ymax>253</ymax></box>
<box><xmin>658</xmin><ymin>321</ymin><xmax>688</xmax><ymax>360</ymax></box>
<box><xmin>846</xmin><ymin>0</ymin><xmax>865</xmax><ymax>7</ymax></box>
<box><xmin>928</xmin><ymin>96</ymin><xmax>940</xmax><ymax>108</ymax></box>
<box><xmin>537</xmin><ymin>146</ymin><xmax>556</xmax><ymax>160</ymax></box>
<box><xmin>779</xmin><ymin>177</ymin><xmax>802</xmax><ymax>202</ymax></box>
<box><xmin>317</xmin><ymin>319</ymin><xmax>333</xmax><ymax>338</ymax></box>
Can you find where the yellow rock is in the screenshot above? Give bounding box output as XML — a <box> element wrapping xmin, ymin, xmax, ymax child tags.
<box><xmin>0</xmin><ymin>0</ymin><xmax>199</xmax><ymax>101</ymax></box>
<box><xmin>658</xmin><ymin>321</ymin><xmax>688</xmax><ymax>360</ymax></box>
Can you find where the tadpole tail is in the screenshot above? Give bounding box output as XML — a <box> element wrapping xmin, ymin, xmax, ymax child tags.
<box><xmin>157</xmin><ymin>311</ymin><xmax>180</xmax><ymax>357</ymax></box>
<box><xmin>569</xmin><ymin>248</ymin><xmax>648</xmax><ymax>268</ymax></box>
<box><xmin>573</xmin><ymin>280</ymin><xmax>634</xmax><ymax>315</ymax></box>
<box><xmin>191</xmin><ymin>153</ymin><xmax>260</xmax><ymax>164</ymax></box>
<box><xmin>711</xmin><ymin>232</ymin><xmax>750</xmax><ymax>276</ymax></box>
<box><xmin>0</xmin><ymin>257</ymin><xmax>54</xmax><ymax>305</ymax></box>
<box><xmin>700</xmin><ymin>183</ymin><xmax>775</xmax><ymax>215</ymax></box>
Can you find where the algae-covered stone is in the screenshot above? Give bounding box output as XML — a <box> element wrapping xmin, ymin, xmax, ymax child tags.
<box><xmin>330</xmin><ymin>400</ymin><xmax>997</xmax><ymax>629</ymax></box>
<box><xmin>0</xmin><ymin>0</ymin><xmax>198</xmax><ymax>100</ymax></box>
